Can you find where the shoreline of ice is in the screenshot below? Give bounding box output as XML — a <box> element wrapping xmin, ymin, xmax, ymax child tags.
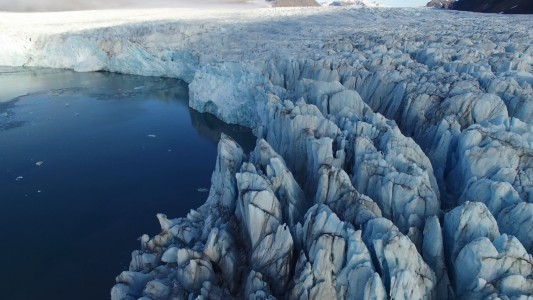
<box><xmin>2</xmin><ymin>6</ymin><xmax>533</xmax><ymax>299</ymax></box>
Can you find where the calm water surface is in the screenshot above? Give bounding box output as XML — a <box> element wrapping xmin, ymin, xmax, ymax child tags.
<box><xmin>0</xmin><ymin>67</ymin><xmax>254</xmax><ymax>300</ymax></box>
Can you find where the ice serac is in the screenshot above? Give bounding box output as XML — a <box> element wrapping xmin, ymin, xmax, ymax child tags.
<box><xmin>260</xmin><ymin>95</ymin><xmax>343</xmax><ymax>189</ymax></box>
<box><xmin>454</xmin><ymin>235</ymin><xmax>533</xmax><ymax>299</ymax></box>
<box><xmin>259</xmin><ymin>95</ymin><xmax>383</xmax><ymax>228</ymax></box>
<box><xmin>203</xmin><ymin>227</ymin><xmax>240</xmax><ymax>293</ymax></box>
<box><xmin>112</xmin><ymin>133</ymin><xmax>439</xmax><ymax>299</ymax></box>
<box><xmin>111</xmin><ymin>136</ymin><xmax>301</xmax><ymax>299</ymax></box>
<box><xmin>250</xmin><ymin>138</ymin><xmax>307</xmax><ymax>233</ymax></box>
<box><xmin>315</xmin><ymin>163</ymin><xmax>381</xmax><ymax>228</ymax></box>
<box><xmin>205</xmin><ymin>133</ymin><xmax>244</xmax><ymax>213</ymax></box>
<box><xmin>438</xmin><ymin>200</ymin><xmax>533</xmax><ymax>299</ymax></box>
<box><xmin>423</xmin><ymin>216</ymin><xmax>454</xmax><ymax>299</ymax></box>
<box><xmin>448</xmin><ymin>118</ymin><xmax>533</xmax><ymax>204</ymax></box>
<box><xmin>346</xmin><ymin>110</ymin><xmax>439</xmax><ymax>233</ymax></box>
<box><xmin>291</xmin><ymin>204</ymin><xmax>386</xmax><ymax>299</ymax></box>
<box><xmin>292</xmin><ymin>78</ymin><xmax>440</xmax><ymax>233</ymax></box>
<box><xmin>235</xmin><ymin>156</ymin><xmax>294</xmax><ymax>295</ymax></box>
<box><xmin>235</xmin><ymin>165</ymin><xmax>283</xmax><ymax>251</ymax></box>
<box><xmin>443</xmin><ymin>201</ymin><xmax>500</xmax><ymax>266</ymax></box>
<box><xmin>459</xmin><ymin>179</ymin><xmax>533</xmax><ymax>253</ymax></box>
<box><xmin>447</xmin><ymin>118</ymin><xmax>533</xmax><ymax>252</ymax></box>
<box><xmin>111</xmin><ymin>135</ymin><xmax>246</xmax><ymax>299</ymax></box>
<box><xmin>261</xmin><ymin>92</ymin><xmax>439</xmax><ymax>236</ymax></box>
<box><xmin>244</xmin><ymin>270</ymin><xmax>276</xmax><ymax>300</ymax></box>
<box><xmin>362</xmin><ymin>217</ymin><xmax>437</xmax><ymax>299</ymax></box>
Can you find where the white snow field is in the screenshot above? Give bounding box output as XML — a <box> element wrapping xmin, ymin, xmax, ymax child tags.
<box><xmin>2</xmin><ymin>6</ymin><xmax>533</xmax><ymax>299</ymax></box>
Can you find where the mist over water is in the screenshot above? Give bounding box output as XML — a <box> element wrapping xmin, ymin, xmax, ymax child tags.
<box><xmin>0</xmin><ymin>0</ymin><xmax>266</xmax><ymax>12</ymax></box>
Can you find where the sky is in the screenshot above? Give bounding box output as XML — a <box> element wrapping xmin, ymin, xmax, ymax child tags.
<box><xmin>0</xmin><ymin>0</ymin><xmax>264</xmax><ymax>12</ymax></box>
<box><xmin>0</xmin><ymin>0</ymin><xmax>429</xmax><ymax>11</ymax></box>
<box><xmin>380</xmin><ymin>0</ymin><xmax>428</xmax><ymax>7</ymax></box>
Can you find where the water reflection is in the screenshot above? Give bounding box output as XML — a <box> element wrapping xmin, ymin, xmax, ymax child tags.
<box><xmin>0</xmin><ymin>67</ymin><xmax>255</xmax><ymax>300</ymax></box>
<box><xmin>0</xmin><ymin>67</ymin><xmax>255</xmax><ymax>150</ymax></box>
<box><xmin>188</xmin><ymin>107</ymin><xmax>256</xmax><ymax>153</ymax></box>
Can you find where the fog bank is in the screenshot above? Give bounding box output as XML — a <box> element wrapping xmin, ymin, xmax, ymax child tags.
<box><xmin>0</xmin><ymin>0</ymin><xmax>268</xmax><ymax>12</ymax></box>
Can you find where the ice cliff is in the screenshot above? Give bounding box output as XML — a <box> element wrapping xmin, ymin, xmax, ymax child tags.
<box><xmin>1</xmin><ymin>6</ymin><xmax>533</xmax><ymax>299</ymax></box>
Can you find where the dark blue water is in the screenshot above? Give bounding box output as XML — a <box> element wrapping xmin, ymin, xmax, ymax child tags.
<box><xmin>0</xmin><ymin>67</ymin><xmax>255</xmax><ymax>300</ymax></box>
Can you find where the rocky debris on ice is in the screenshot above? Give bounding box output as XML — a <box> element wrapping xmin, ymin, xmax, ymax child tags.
<box><xmin>426</xmin><ymin>0</ymin><xmax>455</xmax><ymax>9</ymax></box>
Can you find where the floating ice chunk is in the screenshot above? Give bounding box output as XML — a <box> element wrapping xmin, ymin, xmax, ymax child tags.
<box><xmin>35</xmin><ymin>161</ymin><xmax>44</xmax><ymax>166</ymax></box>
<box><xmin>147</xmin><ymin>134</ymin><xmax>156</xmax><ymax>138</ymax></box>
<box><xmin>197</xmin><ymin>188</ymin><xmax>209</xmax><ymax>193</ymax></box>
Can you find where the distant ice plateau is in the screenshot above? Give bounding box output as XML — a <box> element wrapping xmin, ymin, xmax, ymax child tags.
<box><xmin>1</xmin><ymin>6</ymin><xmax>533</xmax><ymax>299</ymax></box>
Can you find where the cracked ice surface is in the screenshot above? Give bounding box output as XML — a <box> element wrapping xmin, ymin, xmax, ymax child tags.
<box><xmin>2</xmin><ymin>6</ymin><xmax>533</xmax><ymax>299</ymax></box>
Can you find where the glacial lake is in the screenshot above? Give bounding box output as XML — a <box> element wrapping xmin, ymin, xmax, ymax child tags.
<box><xmin>0</xmin><ymin>67</ymin><xmax>255</xmax><ymax>300</ymax></box>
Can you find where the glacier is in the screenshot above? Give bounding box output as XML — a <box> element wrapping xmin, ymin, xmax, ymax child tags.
<box><xmin>1</xmin><ymin>6</ymin><xmax>533</xmax><ymax>300</ymax></box>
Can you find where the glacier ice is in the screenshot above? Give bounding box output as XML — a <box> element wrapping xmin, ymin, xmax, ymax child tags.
<box><xmin>2</xmin><ymin>6</ymin><xmax>533</xmax><ymax>300</ymax></box>
<box><xmin>454</xmin><ymin>235</ymin><xmax>533</xmax><ymax>299</ymax></box>
<box><xmin>291</xmin><ymin>204</ymin><xmax>385</xmax><ymax>299</ymax></box>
